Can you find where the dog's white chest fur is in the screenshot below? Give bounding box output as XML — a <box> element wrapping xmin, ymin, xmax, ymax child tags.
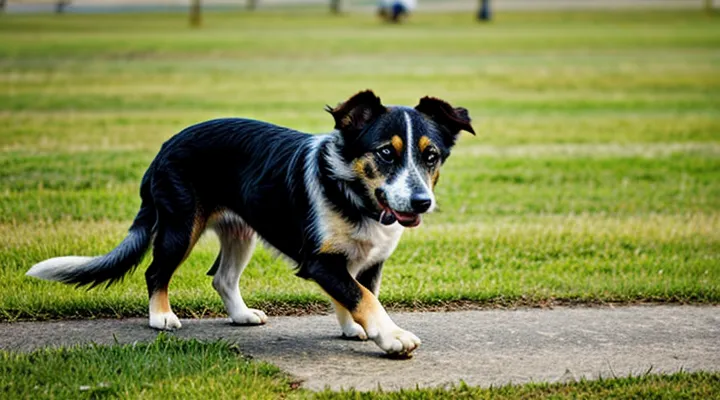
<box><xmin>344</xmin><ymin>220</ymin><xmax>404</xmax><ymax>277</ymax></box>
<box><xmin>313</xmin><ymin>208</ymin><xmax>404</xmax><ymax>277</ymax></box>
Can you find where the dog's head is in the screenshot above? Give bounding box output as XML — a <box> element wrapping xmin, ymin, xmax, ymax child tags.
<box><xmin>326</xmin><ymin>90</ymin><xmax>475</xmax><ymax>227</ymax></box>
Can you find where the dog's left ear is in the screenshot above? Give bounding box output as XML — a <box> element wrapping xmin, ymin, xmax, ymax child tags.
<box><xmin>415</xmin><ymin>97</ymin><xmax>475</xmax><ymax>147</ymax></box>
<box><xmin>326</xmin><ymin>90</ymin><xmax>387</xmax><ymax>141</ymax></box>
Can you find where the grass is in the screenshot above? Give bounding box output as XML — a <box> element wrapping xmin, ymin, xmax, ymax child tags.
<box><xmin>0</xmin><ymin>335</ymin><xmax>297</xmax><ymax>399</ymax></box>
<box><xmin>2</xmin><ymin>215</ymin><xmax>718</xmax><ymax>320</ymax></box>
<box><xmin>0</xmin><ymin>10</ymin><xmax>719</xmax><ymax>320</ymax></box>
<box><xmin>2</xmin><ymin>335</ymin><xmax>719</xmax><ymax>399</ymax></box>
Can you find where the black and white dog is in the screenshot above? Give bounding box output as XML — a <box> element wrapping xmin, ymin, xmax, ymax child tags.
<box><xmin>27</xmin><ymin>90</ymin><xmax>474</xmax><ymax>356</ymax></box>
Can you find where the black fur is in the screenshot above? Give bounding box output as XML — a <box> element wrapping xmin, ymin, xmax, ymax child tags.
<box><xmin>303</xmin><ymin>254</ymin><xmax>364</xmax><ymax>311</ymax></box>
<box><xmin>357</xmin><ymin>262</ymin><xmax>383</xmax><ymax>295</ymax></box>
<box><xmin>146</xmin><ymin>118</ymin><xmax>314</xmax><ymax>262</ymax></box>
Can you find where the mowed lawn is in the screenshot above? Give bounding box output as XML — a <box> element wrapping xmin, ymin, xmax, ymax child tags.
<box><xmin>1</xmin><ymin>10</ymin><xmax>719</xmax><ymax>321</ymax></box>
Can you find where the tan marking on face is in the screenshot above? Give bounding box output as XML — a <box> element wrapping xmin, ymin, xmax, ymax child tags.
<box><xmin>418</xmin><ymin>136</ymin><xmax>432</xmax><ymax>153</ymax></box>
<box><xmin>352</xmin><ymin>155</ymin><xmax>387</xmax><ymax>208</ymax></box>
<box><xmin>352</xmin><ymin>159</ymin><xmax>368</xmax><ymax>179</ymax></box>
<box><xmin>391</xmin><ymin>135</ymin><xmax>403</xmax><ymax>156</ymax></box>
<box><xmin>431</xmin><ymin>170</ymin><xmax>440</xmax><ymax>189</ymax></box>
<box><xmin>149</xmin><ymin>289</ymin><xmax>171</xmax><ymax>314</ymax></box>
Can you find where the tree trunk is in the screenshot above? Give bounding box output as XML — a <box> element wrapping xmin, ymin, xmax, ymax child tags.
<box><xmin>330</xmin><ymin>0</ymin><xmax>340</xmax><ymax>14</ymax></box>
<box><xmin>190</xmin><ymin>0</ymin><xmax>201</xmax><ymax>27</ymax></box>
<box><xmin>0</xmin><ymin>0</ymin><xmax>7</xmax><ymax>13</ymax></box>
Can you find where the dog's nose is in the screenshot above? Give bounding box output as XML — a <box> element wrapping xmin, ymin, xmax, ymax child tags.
<box><xmin>410</xmin><ymin>194</ymin><xmax>432</xmax><ymax>213</ymax></box>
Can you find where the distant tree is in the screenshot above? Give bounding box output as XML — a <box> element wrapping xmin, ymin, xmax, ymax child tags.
<box><xmin>706</xmin><ymin>0</ymin><xmax>714</xmax><ymax>12</ymax></box>
<box><xmin>478</xmin><ymin>0</ymin><xmax>490</xmax><ymax>21</ymax></box>
<box><xmin>247</xmin><ymin>0</ymin><xmax>257</xmax><ymax>10</ymax></box>
<box><xmin>0</xmin><ymin>0</ymin><xmax>6</xmax><ymax>13</ymax></box>
<box><xmin>190</xmin><ymin>0</ymin><xmax>201</xmax><ymax>26</ymax></box>
<box><xmin>330</xmin><ymin>0</ymin><xmax>340</xmax><ymax>14</ymax></box>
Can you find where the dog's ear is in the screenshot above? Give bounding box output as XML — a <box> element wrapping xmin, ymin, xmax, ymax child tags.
<box><xmin>415</xmin><ymin>96</ymin><xmax>475</xmax><ymax>147</ymax></box>
<box><xmin>326</xmin><ymin>90</ymin><xmax>387</xmax><ymax>140</ymax></box>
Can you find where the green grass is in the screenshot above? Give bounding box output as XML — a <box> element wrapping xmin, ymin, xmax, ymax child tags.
<box><xmin>2</xmin><ymin>215</ymin><xmax>718</xmax><ymax>320</ymax></box>
<box><xmin>319</xmin><ymin>374</ymin><xmax>720</xmax><ymax>400</ymax></box>
<box><xmin>2</xmin><ymin>336</ymin><xmax>719</xmax><ymax>399</ymax></box>
<box><xmin>0</xmin><ymin>335</ymin><xmax>297</xmax><ymax>399</ymax></box>
<box><xmin>1</xmin><ymin>10</ymin><xmax>719</xmax><ymax>320</ymax></box>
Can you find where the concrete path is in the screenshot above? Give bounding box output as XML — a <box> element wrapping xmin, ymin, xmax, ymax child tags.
<box><xmin>1</xmin><ymin>305</ymin><xmax>718</xmax><ymax>391</ymax></box>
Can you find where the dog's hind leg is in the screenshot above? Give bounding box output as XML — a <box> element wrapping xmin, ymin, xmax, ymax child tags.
<box><xmin>145</xmin><ymin>217</ymin><xmax>203</xmax><ymax>331</ymax></box>
<box><xmin>145</xmin><ymin>174</ymin><xmax>204</xmax><ymax>331</ymax></box>
<box><xmin>211</xmin><ymin>216</ymin><xmax>267</xmax><ymax>325</ymax></box>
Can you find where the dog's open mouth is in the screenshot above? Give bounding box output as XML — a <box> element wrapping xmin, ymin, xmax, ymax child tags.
<box><xmin>376</xmin><ymin>191</ymin><xmax>421</xmax><ymax>228</ymax></box>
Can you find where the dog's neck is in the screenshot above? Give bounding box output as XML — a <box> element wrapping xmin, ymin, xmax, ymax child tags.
<box><xmin>315</xmin><ymin>134</ymin><xmax>380</xmax><ymax>225</ymax></box>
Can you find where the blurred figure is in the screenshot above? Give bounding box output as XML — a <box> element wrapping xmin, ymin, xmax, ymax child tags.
<box><xmin>478</xmin><ymin>0</ymin><xmax>491</xmax><ymax>21</ymax></box>
<box><xmin>378</xmin><ymin>0</ymin><xmax>416</xmax><ymax>23</ymax></box>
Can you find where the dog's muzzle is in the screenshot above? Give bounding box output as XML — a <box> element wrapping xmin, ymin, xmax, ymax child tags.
<box><xmin>375</xmin><ymin>188</ymin><xmax>425</xmax><ymax>227</ymax></box>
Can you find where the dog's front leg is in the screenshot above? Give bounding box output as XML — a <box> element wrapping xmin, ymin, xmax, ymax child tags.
<box><xmin>304</xmin><ymin>255</ymin><xmax>420</xmax><ymax>356</ymax></box>
<box><xmin>333</xmin><ymin>301</ymin><xmax>368</xmax><ymax>340</ymax></box>
<box><xmin>334</xmin><ymin>262</ymin><xmax>384</xmax><ymax>340</ymax></box>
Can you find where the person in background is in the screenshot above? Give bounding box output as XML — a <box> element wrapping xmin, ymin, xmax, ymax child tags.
<box><xmin>378</xmin><ymin>0</ymin><xmax>416</xmax><ymax>23</ymax></box>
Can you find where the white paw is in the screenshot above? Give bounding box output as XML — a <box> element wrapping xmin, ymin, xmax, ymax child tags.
<box><xmin>149</xmin><ymin>312</ymin><xmax>182</xmax><ymax>331</ymax></box>
<box><xmin>230</xmin><ymin>308</ymin><xmax>267</xmax><ymax>325</ymax></box>
<box><xmin>375</xmin><ymin>328</ymin><xmax>421</xmax><ymax>356</ymax></box>
<box><xmin>341</xmin><ymin>322</ymin><xmax>368</xmax><ymax>341</ymax></box>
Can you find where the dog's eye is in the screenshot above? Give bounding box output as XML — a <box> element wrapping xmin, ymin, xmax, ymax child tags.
<box><xmin>376</xmin><ymin>146</ymin><xmax>395</xmax><ymax>164</ymax></box>
<box><xmin>424</xmin><ymin>150</ymin><xmax>439</xmax><ymax>167</ymax></box>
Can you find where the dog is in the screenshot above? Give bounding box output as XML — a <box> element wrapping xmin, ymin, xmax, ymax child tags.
<box><xmin>26</xmin><ymin>90</ymin><xmax>474</xmax><ymax>356</ymax></box>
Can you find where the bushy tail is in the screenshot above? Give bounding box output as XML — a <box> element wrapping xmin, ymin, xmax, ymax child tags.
<box><xmin>26</xmin><ymin>200</ymin><xmax>156</xmax><ymax>288</ymax></box>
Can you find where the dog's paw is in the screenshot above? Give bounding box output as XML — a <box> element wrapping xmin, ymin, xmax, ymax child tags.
<box><xmin>375</xmin><ymin>328</ymin><xmax>421</xmax><ymax>356</ymax></box>
<box><xmin>340</xmin><ymin>322</ymin><xmax>368</xmax><ymax>341</ymax></box>
<box><xmin>230</xmin><ymin>308</ymin><xmax>267</xmax><ymax>325</ymax></box>
<box><xmin>149</xmin><ymin>312</ymin><xmax>182</xmax><ymax>331</ymax></box>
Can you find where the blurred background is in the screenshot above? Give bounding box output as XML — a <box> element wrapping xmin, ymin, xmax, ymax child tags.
<box><xmin>0</xmin><ymin>0</ymin><xmax>718</xmax><ymax>319</ymax></box>
<box><xmin>2</xmin><ymin>0</ymin><xmax>717</xmax><ymax>14</ymax></box>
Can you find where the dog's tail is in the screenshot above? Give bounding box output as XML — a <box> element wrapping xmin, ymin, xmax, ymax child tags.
<box><xmin>26</xmin><ymin>195</ymin><xmax>156</xmax><ymax>288</ymax></box>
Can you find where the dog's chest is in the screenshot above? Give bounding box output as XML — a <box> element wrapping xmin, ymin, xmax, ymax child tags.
<box><xmin>347</xmin><ymin>222</ymin><xmax>404</xmax><ymax>276</ymax></box>
<box><xmin>322</xmin><ymin>216</ymin><xmax>404</xmax><ymax>277</ymax></box>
